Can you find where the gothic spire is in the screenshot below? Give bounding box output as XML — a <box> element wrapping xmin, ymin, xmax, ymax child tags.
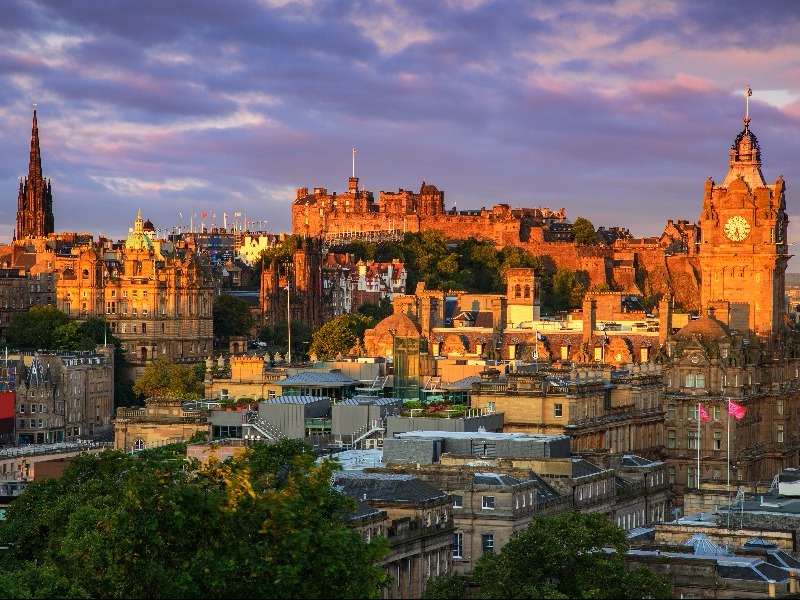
<box><xmin>29</xmin><ymin>109</ymin><xmax>42</xmax><ymax>182</ymax></box>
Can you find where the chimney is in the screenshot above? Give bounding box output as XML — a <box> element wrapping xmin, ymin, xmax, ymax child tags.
<box><xmin>658</xmin><ymin>298</ymin><xmax>672</xmax><ymax>346</ymax></box>
<box><xmin>583</xmin><ymin>298</ymin><xmax>597</xmax><ymax>345</ymax></box>
<box><xmin>789</xmin><ymin>571</ymin><xmax>798</xmax><ymax>594</ymax></box>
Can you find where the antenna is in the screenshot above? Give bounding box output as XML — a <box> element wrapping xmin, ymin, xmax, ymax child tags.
<box><xmin>352</xmin><ymin>147</ymin><xmax>356</xmax><ymax>178</ymax></box>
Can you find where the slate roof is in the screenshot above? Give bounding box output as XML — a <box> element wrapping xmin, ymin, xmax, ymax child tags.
<box><xmin>278</xmin><ymin>371</ymin><xmax>357</xmax><ymax>386</ymax></box>
<box><xmin>338</xmin><ymin>396</ymin><xmax>398</xmax><ymax>406</ymax></box>
<box><xmin>764</xmin><ymin>550</ymin><xmax>800</xmax><ymax>569</ymax></box>
<box><xmin>262</xmin><ymin>395</ymin><xmax>329</xmax><ymax>405</ymax></box>
<box><xmin>332</xmin><ymin>472</ymin><xmax>448</xmax><ymax>503</ymax></box>
<box><xmin>472</xmin><ymin>472</ymin><xmax>522</xmax><ymax>487</ymax></box>
<box><xmin>623</xmin><ymin>454</ymin><xmax>660</xmax><ymax>468</ymax></box>
<box><xmin>716</xmin><ymin>561</ymin><xmax>791</xmax><ymax>582</ymax></box>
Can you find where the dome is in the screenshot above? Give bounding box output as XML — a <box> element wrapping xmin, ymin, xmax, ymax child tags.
<box><xmin>143</xmin><ymin>219</ymin><xmax>155</xmax><ymax>231</ymax></box>
<box><xmin>124</xmin><ymin>209</ymin><xmax>155</xmax><ymax>251</ymax></box>
<box><xmin>374</xmin><ymin>312</ymin><xmax>419</xmax><ymax>338</ymax></box>
<box><xmin>674</xmin><ymin>314</ymin><xmax>731</xmax><ymax>343</ymax></box>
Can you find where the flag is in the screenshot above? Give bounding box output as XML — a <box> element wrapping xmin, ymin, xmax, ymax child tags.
<box><xmin>535</xmin><ymin>331</ymin><xmax>543</xmax><ymax>341</ymax></box>
<box><xmin>234</xmin><ymin>212</ymin><xmax>242</xmax><ymax>217</ymax></box>
<box><xmin>746</xmin><ymin>86</ymin><xmax>752</xmax><ymax>97</ymax></box>
<box><xmin>728</xmin><ymin>400</ymin><xmax>746</xmax><ymax>420</ymax></box>
<box><xmin>202</xmin><ymin>212</ymin><xmax>208</xmax><ymax>218</ymax></box>
<box><xmin>224</xmin><ymin>213</ymin><xmax>228</xmax><ymax>218</ymax></box>
<box><xmin>603</xmin><ymin>331</ymin><xmax>609</xmax><ymax>343</ymax></box>
<box><xmin>699</xmin><ymin>405</ymin><xmax>711</xmax><ymax>422</ymax></box>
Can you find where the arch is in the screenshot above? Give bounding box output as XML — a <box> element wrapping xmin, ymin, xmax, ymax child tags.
<box><xmin>514</xmin><ymin>284</ymin><xmax>522</xmax><ymax>299</ymax></box>
<box><xmin>140</xmin><ymin>346</ymin><xmax>148</xmax><ymax>362</ymax></box>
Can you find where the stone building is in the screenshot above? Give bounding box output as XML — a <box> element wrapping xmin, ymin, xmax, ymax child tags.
<box><xmin>15</xmin><ymin>111</ymin><xmax>54</xmax><ymax>240</ymax></box>
<box><xmin>51</xmin><ymin>210</ymin><xmax>216</xmax><ymax>373</ymax></box>
<box><xmin>112</xmin><ymin>397</ymin><xmax>210</xmax><ymax>452</ymax></box>
<box><xmin>15</xmin><ymin>350</ymin><xmax>114</xmax><ymax>445</ymax></box>
<box><xmin>332</xmin><ymin>472</ymin><xmax>453</xmax><ymax>600</ymax></box>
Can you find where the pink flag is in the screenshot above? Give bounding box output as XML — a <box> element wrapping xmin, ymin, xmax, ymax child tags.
<box><xmin>699</xmin><ymin>405</ymin><xmax>711</xmax><ymax>422</ymax></box>
<box><xmin>728</xmin><ymin>400</ymin><xmax>746</xmax><ymax>420</ymax></box>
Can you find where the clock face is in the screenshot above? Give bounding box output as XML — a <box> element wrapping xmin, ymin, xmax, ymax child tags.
<box><xmin>723</xmin><ymin>215</ymin><xmax>751</xmax><ymax>241</ymax></box>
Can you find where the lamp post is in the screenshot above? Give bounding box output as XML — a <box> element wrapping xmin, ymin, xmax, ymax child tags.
<box><xmin>286</xmin><ymin>282</ymin><xmax>291</xmax><ymax>364</ymax></box>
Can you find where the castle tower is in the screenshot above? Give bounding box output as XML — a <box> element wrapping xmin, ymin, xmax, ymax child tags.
<box><xmin>697</xmin><ymin>91</ymin><xmax>790</xmax><ymax>338</ymax></box>
<box><xmin>505</xmin><ymin>268</ymin><xmax>540</xmax><ymax>327</ymax></box>
<box><xmin>16</xmin><ymin>110</ymin><xmax>54</xmax><ymax>240</ymax></box>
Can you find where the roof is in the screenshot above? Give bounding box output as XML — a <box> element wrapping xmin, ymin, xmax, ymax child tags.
<box><xmin>716</xmin><ymin>560</ymin><xmax>791</xmax><ymax>583</ymax></box>
<box><xmin>278</xmin><ymin>371</ymin><xmax>357</xmax><ymax>386</ymax></box>
<box><xmin>332</xmin><ymin>472</ymin><xmax>448</xmax><ymax>503</ymax></box>
<box><xmin>622</xmin><ymin>454</ymin><xmax>663</xmax><ymax>468</ymax></box>
<box><xmin>262</xmin><ymin>395</ymin><xmax>329</xmax><ymax>405</ymax></box>
<box><xmin>674</xmin><ymin>314</ymin><xmax>731</xmax><ymax>342</ymax></box>
<box><xmin>337</xmin><ymin>397</ymin><xmax>398</xmax><ymax>406</ymax></box>
<box><xmin>443</xmin><ymin>375</ymin><xmax>482</xmax><ymax>390</ymax></box>
<box><xmin>472</xmin><ymin>472</ymin><xmax>522</xmax><ymax>487</ymax></box>
<box><xmin>685</xmin><ymin>533</ymin><xmax>729</xmax><ymax>556</ymax></box>
<box><xmin>393</xmin><ymin>430</ymin><xmax>569</xmax><ymax>443</ymax></box>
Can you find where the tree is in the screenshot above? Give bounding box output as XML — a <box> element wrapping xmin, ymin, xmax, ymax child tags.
<box><xmin>551</xmin><ymin>268</ymin><xmax>586</xmax><ymax>311</ymax></box>
<box><xmin>6</xmin><ymin>305</ymin><xmax>71</xmax><ymax>349</ymax></box>
<box><xmin>472</xmin><ymin>512</ymin><xmax>671</xmax><ymax>599</ymax></box>
<box><xmin>0</xmin><ymin>442</ymin><xmax>389</xmax><ymax>599</ymax></box>
<box><xmin>132</xmin><ymin>356</ymin><xmax>204</xmax><ymax>399</ymax></box>
<box><xmin>572</xmin><ymin>216</ymin><xmax>596</xmax><ymax>244</ymax></box>
<box><xmin>309</xmin><ymin>313</ymin><xmax>375</xmax><ymax>359</ymax></box>
<box><xmin>422</xmin><ymin>574</ymin><xmax>469</xmax><ymax>599</ymax></box>
<box><xmin>213</xmin><ymin>293</ymin><xmax>255</xmax><ymax>344</ymax></box>
<box><xmin>358</xmin><ymin>297</ymin><xmax>393</xmax><ymax>321</ymax></box>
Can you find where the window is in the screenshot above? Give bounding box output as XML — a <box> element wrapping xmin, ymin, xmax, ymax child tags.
<box><xmin>667</xmin><ymin>429</ymin><xmax>676</xmax><ymax>449</ymax></box>
<box><xmin>452</xmin><ymin>533</ymin><xmax>463</xmax><ymax>559</ymax></box>
<box><xmin>482</xmin><ymin>496</ymin><xmax>495</xmax><ymax>510</ymax></box>
<box><xmin>554</xmin><ymin>403</ymin><xmax>563</xmax><ymax>418</ymax></box>
<box><xmin>685</xmin><ymin>373</ymin><xmax>695</xmax><ymax>388</ymax></box>
<box><xmin>713</xmin><ymin>431</ymin><xmax>722</xmax><ymax>450</ymax></box>
<box><xmin>452</xmin><ymin>495</ymin><xmax>463</xmax><ymax>508</ymax></box>
<box><xmin>778</xmin><ymin>423</ymin><xmax>785</xmax><ymax>443</ymax></box>
<box><xmin>134</xmin><ymin>439</ymin><xmax>145</xmax><ymax>451</ymax></box>
<box><xmin>19</xmin><ymin>419</ymin><xmax>25</xmax><ymax>429</ymax></box>
<box><xmin>687</xmin><ymin>466</ymin><xmax>696</xmax><ymax>487</ymax></box>
<box><xmin>514</xmin><ymin>284</ymin><xmax>521</xmax><ymax>299</ymax></box>
<box><xmin>778</xmin><ymin>399</ymin><xmax>785</xmax><ymax>416</ymax></box>
<box><xmin>561</xmin><ymin>345</ymin><xmax>569</xmax><ymax>360</ymax></box>
<box><xmin>481</xmin><ymin>534</ymin><xmax>494</xmax><ymax>554</ymax></box>
<box><xmin>713</xmin><ymin>468</ymin><xmax>721</xmax><ymax>480</ymax></box>
<box><xmin>19</xmin><ymin>404</ymin><xmax>24</xmax><ymax>414</ymax></box>
<box><xmin>487</xmin><ymin>402</ymin><xmax>495</xmax><ymax>413</ymax></box>
<box><xmin>37</xmin><ymin>419</ymin><xmax>42</xmax><ymax>429</ymax></box>
<box><xmin>713</xmin><ymin>406</ymin><xmax>722</xmax><ymax>421</ymax></box>
<box><xmin>30</xmin><ymin>404</ymin><xmax>36</xmax><ymax>413</ymax></box>
<box><xmin>695</xmin><ymin>373</ymin><xmax>705</xmax><ymax>388</ymax></box>
<box><xmin>687</xmin><ymin>431</ymin><xmax>698</xmax><ymax>450</ymax></box>
<box><xmin>667</xmin><ymin>404</ymin><xmax>675</xmax><ymax>420</ymax></box>
<box><xmin>668</xmin><ymin>467</ymin><xmax>675</xmax><ymax>484</ymax></box>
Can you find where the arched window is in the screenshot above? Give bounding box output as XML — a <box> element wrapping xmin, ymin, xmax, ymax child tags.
<box><xmin>524</xmin><ymin>285</ymin><xmax>531</xmax><ymax>299</ymax></box>
<box><xmin>514</xmin><ymin>284</ymin><xmax>521</xmax><ymax>298</ymax></box>
<box><xmin>134</xmin><ymin>439</ymin><xmax>145</xmax><ymax>451</ymax></box>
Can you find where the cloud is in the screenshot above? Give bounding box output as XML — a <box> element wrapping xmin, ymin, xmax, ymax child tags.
<box><xmin>90</xmin><ymin>176</ymin><xmax>207</xmax><ymax>195</ymax></box>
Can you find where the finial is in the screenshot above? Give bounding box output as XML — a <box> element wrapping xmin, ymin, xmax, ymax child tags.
<box><xmin>744</xmin><ymin>84</ymin><xmax>752</xmax><ymax>125</ymax></box>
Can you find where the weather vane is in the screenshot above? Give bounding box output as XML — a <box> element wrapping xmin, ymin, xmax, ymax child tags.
<box><xmin>744</xmin><ymin>84</ymin><xmax>752</xmax><ymax>125</ymax></box>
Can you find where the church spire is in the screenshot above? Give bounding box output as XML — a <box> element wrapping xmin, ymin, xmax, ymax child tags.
<box><xmin>16</xmin><ymin>108</ymin><xmax>54</xmax><ymax>239</ymax></box>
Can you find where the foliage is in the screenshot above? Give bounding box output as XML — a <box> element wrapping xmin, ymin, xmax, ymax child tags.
<box><xmin>0</xmin><ymin>442</ymin><xmax>389</xmax><ymax>599</ymax></box>
<box><xmin>132</xmin><ymin>356</ymin><xmax>204</xmax><ymax>400</ymax></box>
<box><xmin>471</xmin><ymin>512</ymin><xmax>671</xmax><ymax>599</ymax></box>
<box><xmin>572</xmin><ymin>217</ymin><xmax>596</xmax><ymax>244</ymax></box>
<box><xmin>257</xmin><ymin>320</ymin><xmax>314</xmax><ymax>355</ymax></box>
<box><xmin>309</xmin><ymin>313</ymin><xmax>375</xmax><ymax>359</ymax></box>
<box><xmin>213</xmin><ymin>294</ymin><xmax>255</xmax><ymax>343</ymax></box>
<box><xmin>358</xmin><ymin>297</ymin><xmax>393</xmax><ymax>322</ymax></box>
<box><xmin>551</xmin><ymin>268</ymin><xmax>587</xmax><ymax>311</ymax></box>
<box><xmin>422</xmin><ymin>574</ymin><xmax>469</xmax><ymax>599</ymax></box>
<box><xmin>259</xmin><ymin>236</ymin><xmax>298</xmax><ymax>268</ymax></box>
<box><xmin>6</xmin><ymin>305</ymin><xmax>71</xmax><ymax>350</ymax></box>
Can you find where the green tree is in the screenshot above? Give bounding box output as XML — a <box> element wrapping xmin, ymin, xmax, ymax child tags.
<box><xmin>358</xmin><ymin>297</ymin><xmax>393</xmax><ymax>322</ymax></box>
<box><xmin>213</xmin><ymin>294</ymin><xmax>255</xmax><ymax>345</ymax></box>
<box><xmin>309</xmin><ymin>313</ymin><xmax>375</xmax><ymax>359</ymax></box>
<box><xmin>472</xmin><ymin>512</ymin><xmax>671</xmax><ymax>599</ymax></box>
<box><xmin>572</xmin><ymin>217</ymin><xmax>596</xmax><ymax>244</ymax></box>
<box><xmin>132</xmin><ymin>356</ymin><xmax>204</xmax><ymax>399</ymax></box>
<box><xmin>0</xmin><ymin>442</ymin><xmax>389</xmax><ymax>600</ymax></box>
<box><xmin>551</xmin><ymin>268</ymin><xmax>586</xmax><ymax>311</ymax></box>
<box><xmin>422</xmin><ymin>573</ymin><xmax>469</xmax><ymax>599</ymax></box>
<box><xmin>6</xmin><ymin>305</ymin><xmax>71</xmax><ymax>349</ymax></box>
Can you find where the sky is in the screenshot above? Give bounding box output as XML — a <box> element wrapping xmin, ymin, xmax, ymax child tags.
<box><xmin>1</xmin><ymin>0</ymin><xmax>799</xmax><ymax>264</ymax></box>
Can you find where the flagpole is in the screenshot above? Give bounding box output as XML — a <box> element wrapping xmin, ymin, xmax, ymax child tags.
<box><xmin>697</xmin><ymin>403</ymin><xmax>701</xmax><ymax>488</ymax></box>
<box><xmin>286</xmin><ymin>282</ymin><xmax>291</xmax><ymax>364</ymax></box>
<box><xmin>727</xmin><ymin>397</ymin><xmax>731</xmax><ymax>490</ymax></box>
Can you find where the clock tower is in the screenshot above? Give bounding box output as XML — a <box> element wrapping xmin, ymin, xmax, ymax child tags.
<box><xmin>697</xmin><ymin>90</ymin><xmax>790</xmax><ymax>338</ymax></box>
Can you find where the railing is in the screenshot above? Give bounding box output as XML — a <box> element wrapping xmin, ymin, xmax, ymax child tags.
<box><xmin>351</xmin><ymin>419</ymin><xmax>386</xmax><ymax>448</ymax></box>
<box><xmin>242</xmin><ymin>411</ymin><xmax>286</xmax><ymax>441</ymax></box>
